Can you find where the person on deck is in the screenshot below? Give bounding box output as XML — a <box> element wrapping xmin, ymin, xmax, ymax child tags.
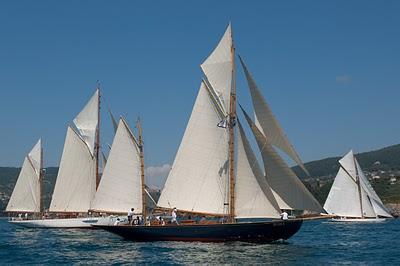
<box><xmin>128</xmin><ymin>208</ymin><xmax>134</xmax><ymax>225</ymax></box>
<box><xmin>281</xmin><ymin>211</ymin><xmax>289</xmax><ymax>220</ymax></box>
<box><xmin>171</xmin><ymin>208</ymin><xmax>179</xmax><ymax>225</ymax></box>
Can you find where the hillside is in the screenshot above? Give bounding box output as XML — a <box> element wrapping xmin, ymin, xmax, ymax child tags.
<box><xmin>1</xmin><ymin>144</ymin><xmax>400</xmax><ymax>212</ymax></box>
<box><xmin>293</xmin><ymin>144</ymin><xmax>400</xmax><ymax>204</ymax></box>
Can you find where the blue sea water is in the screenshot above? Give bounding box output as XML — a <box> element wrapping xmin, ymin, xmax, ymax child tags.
<box><xmin>1</xmin><ymin>218</ymin><xmax>399</xmax><ymax>265</ymax></box>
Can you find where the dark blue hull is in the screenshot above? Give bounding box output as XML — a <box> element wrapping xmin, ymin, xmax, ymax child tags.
<box><xmin>94</xmin><ymin>219</ymin><xmax>303</xmax><ymax>242</ymax></box>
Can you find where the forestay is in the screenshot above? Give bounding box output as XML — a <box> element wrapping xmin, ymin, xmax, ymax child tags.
<box><xmin>73</xmin><ymin>89</ymin><xmax>99</xmax><ymax>155</ymax></box>
<box><xmin>91</xmin><ymin>118</ymin><xmax>142</xmax><ymax>214</ymax></box>
<box><xmin>239</xmin><ymin>57</ymin><xmax>309</xmax><ymax>176</ymax></box>
<box><xmin>49</xmin><ymin>127</ymin><xmax>96</xmax><ymax>212</ymax></box>
<box><xmin>157</xmin><ymin>82</ymin><xmax>229</xmax><ymax>215</ymax></box>
<box><xmin>6</xmin><ymin>140</ymin><xmax>41</xmax><ymax>213</ymax></box>
<box><xmin>235</xmin><ymin>122</ymin><xmax>281</xmax><ymax>218</ymax></box>
<box><xmin>240</xmin><ymin>107</ymin><xmax>323</xmax><ymax>213</ymax></box>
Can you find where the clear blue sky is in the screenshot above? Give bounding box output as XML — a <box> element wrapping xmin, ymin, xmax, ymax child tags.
<box><xmin>1</xmin><ymin>1</ymin><xmax>399</xmax><ymax>170</ymax></box>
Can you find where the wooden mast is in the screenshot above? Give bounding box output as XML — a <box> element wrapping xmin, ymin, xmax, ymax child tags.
<box><xmin>39</xmin><ymin>144</ymin><xmax>44</xmax><ymax>217</ymax></box>
<box><xmin>228</xmin><ymin>25</ymin><xmax>236</xmax><ymax>223</ymax></box>
<box><xmin>354</xmin><ymin>155</ymin><xmax>364</xmax><ymax>218</ymax></box>
<box><xmin>95</xmin><ymin>83</ymin><xmax>101</xmax><ymax>189</ymax></box>
<box><xmin>137</xmin><ymin>118</ymin><xmax>146</xmax><ymax>222</ymax></box>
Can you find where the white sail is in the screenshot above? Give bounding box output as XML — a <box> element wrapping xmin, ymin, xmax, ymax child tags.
<box><xmin>157</xmin><ymin>82</ymin><xmax>229</xmax><ymax>215</ymax></box>
<box><xmin>6</xmin><ymin>140</ymin><xmax>41</xmax><ymax>213</ymax></box>
<box><xmin>239</xmin><ymin>57</ymin><xmax>309</xmax><ymax>176</ymax></box>
<box><xmin>355</xmin><ymin>158</ymin><xmax>393</xmax><ymax>218</ymax></box>
<box><xmin>73</xmin><ymin>89</ymin><xmax>99</xmax><ymax>155</ymax></box>
<box><xmin>200</xmin><ymin>24</ymin><xmax>233</xmax><ymax>112</ymax></box>
<box><xmin>235</xmin><ymin>122</ymin><xmax>281</xmax><ymax>218</ymax></box>
<box><xmin>241</xmin><ymin>106</ymin><xmax>323</xmax><ymax>212</ymax></box>
<box><xmin>324</xmin><ymin>151</ymin><xmax>376</xmax><ymax>218</ymax></box>
<box><xmin>91</xmin><ymin>118</ymin><xmax>142</xmax><ymax>214</ymax></box>
<box><xmin>49</xmin><ymin>127</ymin><xmax>96</xmax><ymax>212</ymax></box>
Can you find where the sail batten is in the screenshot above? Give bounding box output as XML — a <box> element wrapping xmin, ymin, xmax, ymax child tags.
<box><xmin>6</xmin><ymin>140</ymin><xmax>42</xmax><ymax>213</ymax></box>
<box><xmin>239</xmin><ymin>56</ymin><xmax>309</xmax><ymax>176</ymax></box>
<box><xmin>91</xmin><ymin>118</ymin><xmax>142</xmax><ymax>214</ymax></box>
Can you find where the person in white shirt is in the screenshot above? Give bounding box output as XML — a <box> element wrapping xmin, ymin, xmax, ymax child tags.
<box><xmin>114</xmin><ymin>218</ymin><xmax>120</xmax><ymax>226</ymax></box>
<box><xmin>171</xmin><ymin>208</ymin><xmax>179</xmax><ymax>225</ymax></box>
<box><xmin>281</xmin><ymin>211</ymin><xmax>289</xmax><ymax>220</ymax></box>
<box><xmin>127</xmin><ymin>208</ymin><xmax>134</xmax><ymax>225</ymax></box>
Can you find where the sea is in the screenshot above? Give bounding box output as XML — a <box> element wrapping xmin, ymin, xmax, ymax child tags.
<box><xmin>1</xmin><ymin>218</ymin><xmax>399</xmax><ymax>265</ymax></box>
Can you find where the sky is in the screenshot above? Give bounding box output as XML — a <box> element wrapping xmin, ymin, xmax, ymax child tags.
<box><xmin>0</xmin><ymin>1</ymin><xmax>399</xmax><ymax>187</ymax></box>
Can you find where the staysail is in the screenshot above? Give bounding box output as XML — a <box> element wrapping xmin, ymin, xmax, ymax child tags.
<box><xmin>236</xmin><ymin>121</ymin><xmax>281</xmax><ymax>218</ymax></box>
<box><xmin>324</xmin><ymin>150</ymin><xmax>377</xmax><ymax>218</ymax></box>
<box><xmin>238</xmin><ymin>57</ymin><xmax>309</xmax><ymax>176</ymax></box>
<box><xmin>240</xmin><ymin>106</ymin><xmax>323</xmax><ymax>213</ymax></box>
<box><xmin>6</xmin><ymin>139</ymin><xmax>42</xmax><ymax>213</ymax></box>
<box><xmin>50</xmin><ymin>90</ymin><xmax>99</xmax><ymax>213</ymax></box>
<box><xmin>157</xmin><ymin>82</ymin><xmax>229</xmax><ymax>215</ymax></box>
<box><xmin>91</xmin><ymin>118</ymin><xmax>142</xmax><ymax>214</ymax></box>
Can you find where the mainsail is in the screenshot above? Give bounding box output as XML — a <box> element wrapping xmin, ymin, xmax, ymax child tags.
<box><xmin>240</xmin><ymin>106</ymin><xmax>323</xmax><ymax>213</ymax></box>
<box><xmin>157</xmin><ymin>82</ymin><xmax>229</xmax><ymax>215</ymax></box>
<box><xmin>49</xmin><ymin>90</ymin><xmax>99</xmax><ymax>213</ymax></box>
<box><xmin>236</xmin><ymin>121</ymin><xmax>281</xmax><ymax>218</ymax></box>
<box><xmin>49</xmin><ymin>127</ymin><xmax>96</xmax><ymax>212</ymax></box>
<box><xmin>238</xmin><ymin>57</ymin><xmax>309</xmax><ymax>176</ymax></box>
<box><xmin>324</xmin><ymin>150</ymin><xmax>391</xmax><ymax>218</ymax></box>
<box><xmin>91</xmin><ymin>118</ymin><xmax>142</xmax><ymax>214</ymax></box>
<box><xmin>6</xmin><ymin>139</ymin><xmax>42</xmax><ymax>213</ymax></box>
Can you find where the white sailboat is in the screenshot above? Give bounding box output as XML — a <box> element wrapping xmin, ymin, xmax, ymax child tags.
<box><xmin>324</xmin><ymin>150</ymin><xmax>393</xmax><ymax>222</ymax></box>
<box><xmin>6</xmin><ymin>140</ymin><xmax>43</xmax><ymax>218</ymax></box>
<box><xmin>11</xmin><ymin>89</ymin><xmax>102</xmax><ymax>228</ymax></box>
<box><xmin>238</xmin><ymin>57</ymin><xmax>324</xmax><ymax>214</ymax></box>
<box><xmin>94</xmin><ymin>24</ymin><xmax>303</xmax><ymax>242</ymax></box>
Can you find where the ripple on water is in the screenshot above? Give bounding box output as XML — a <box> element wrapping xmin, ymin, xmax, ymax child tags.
<box><xmin>1</xmin><ymin>218</ymin><xmax>399</xmax><ymax>265</ymax></box>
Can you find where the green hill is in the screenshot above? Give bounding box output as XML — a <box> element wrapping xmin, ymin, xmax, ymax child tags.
<box><xmin>293</xmin><ymin>144</ymin><xmax>400</xmax><ymax>204</ymax></box>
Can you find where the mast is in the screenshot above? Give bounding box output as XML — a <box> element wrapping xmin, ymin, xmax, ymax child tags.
<box><xmin>228</xmin><ymin>26</ymin><xmax>236</xmax><ymax>223</ymax></box>
<box><xmin>137</xmin><ymin>118</ymin><xmax>146</xmax><ymax>222</ymax></box>
<box><xmin>39</xmin><ymin>145</ymin><xmax>44</xmax><ymax>216</ymax></box>
<box><xmin>95</xmin><ymin>83</ymin><xmax>101</xmax><ymax>189</ymax></box>
<box><xmin>354</xmin><ymin>155</ymin><xmax>364</xmax><ymax>218</ymax></box>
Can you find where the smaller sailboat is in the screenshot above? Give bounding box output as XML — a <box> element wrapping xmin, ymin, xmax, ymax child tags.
<box><xmin>6</xmin><ymin>140</ymin><xmax>44</xmax><ymax>220</ymax></box>
<box><xmin>324</xmin><ymin>150</ymin><xmax>393</xmax><ymax>222</ymax></box>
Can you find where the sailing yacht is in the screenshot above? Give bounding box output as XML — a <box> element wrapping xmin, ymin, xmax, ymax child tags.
<box><xmin>6</xmin><ymin>140</ymin><xmax>44</xmax><ymax>219</ymax></box>
<box><xmin>94</xmin><ymin>24</ymin><xmax>304</xmax><ymax>242</ymax></box>
<box><xmin>324</xmin><ymin>150</ymin><xmax>393</xmax><ymax>222</ymax></box>
<box><xmin>10</xmin><ymin>89</ymin><xmax>101</xmax><ymax>228</ymax></box>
